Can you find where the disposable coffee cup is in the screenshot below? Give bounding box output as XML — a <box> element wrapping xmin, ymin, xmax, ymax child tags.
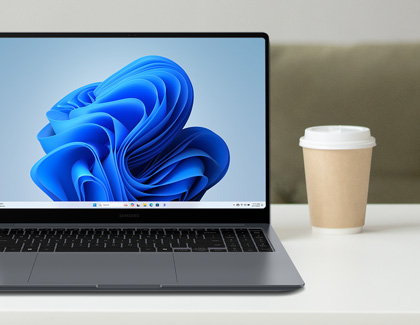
<box><xmin>299</xmin><ymin>126</ymin><xmax>376</xmax><ymax>234</ymax></box>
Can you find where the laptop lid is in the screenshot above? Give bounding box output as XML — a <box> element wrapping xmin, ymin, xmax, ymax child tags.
<box><xmin>0</xmin><ymin>33</ymin><xmax>269</xmax><ymax>224</ymax></box>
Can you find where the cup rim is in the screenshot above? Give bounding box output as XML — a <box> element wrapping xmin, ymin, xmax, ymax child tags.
<box><xmin>299</xmin><ymin>125</ymin><xmax>376</xmax><ymax>150</ymax></box>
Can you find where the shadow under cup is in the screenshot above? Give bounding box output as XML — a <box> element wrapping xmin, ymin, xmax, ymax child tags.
<box><xmin>300</xmin><ymin>126</ymin><xmax>376</xmax><ymax>235</ymax></box>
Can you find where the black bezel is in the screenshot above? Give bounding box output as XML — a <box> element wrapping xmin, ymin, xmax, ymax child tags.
<box><xmin>0</xmin><ymin>32</ymin><xmax>270</xmax><ymax>224</ymax></box>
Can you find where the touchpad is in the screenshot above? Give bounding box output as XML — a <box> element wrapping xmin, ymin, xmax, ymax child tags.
<box><xmin>29</xmin><ymin>253</ymin><xmax>177</xmax><ymax>285</ymax></box>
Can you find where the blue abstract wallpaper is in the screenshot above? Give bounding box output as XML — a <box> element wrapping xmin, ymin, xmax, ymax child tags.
<box><xmin>30</xmin><ymin>56</ymin><xmax>230</xmax><ymax>201</ymax></box>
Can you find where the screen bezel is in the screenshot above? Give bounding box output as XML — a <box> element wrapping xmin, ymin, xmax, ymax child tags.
<box><xmin>0</xmin><ymin>32</ymin><xmax>270</xmax><ymax>224</ymax></box>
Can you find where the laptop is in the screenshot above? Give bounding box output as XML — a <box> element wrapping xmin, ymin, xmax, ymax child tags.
<box><xmin>0</xmin><ymin>32</ymin><xmax>304</xmax><ymax>292</ymax></box>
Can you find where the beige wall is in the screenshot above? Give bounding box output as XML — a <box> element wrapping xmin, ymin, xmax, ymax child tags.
<box><xmin>0</xmin><ymin>0</ymin><xmax>420</xmax><ymax>43</ymax></box>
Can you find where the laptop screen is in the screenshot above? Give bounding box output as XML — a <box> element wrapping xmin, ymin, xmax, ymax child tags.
<box><xmin>0</xmin><ymin>34</ymin><xmax>266</xmax><ymax>211</ymax></box>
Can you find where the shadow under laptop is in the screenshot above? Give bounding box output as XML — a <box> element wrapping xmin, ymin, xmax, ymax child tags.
<box><xmin>0</xmin><ymin>287</ymin><xmax>305</xmax><ymax>296</ymax></box>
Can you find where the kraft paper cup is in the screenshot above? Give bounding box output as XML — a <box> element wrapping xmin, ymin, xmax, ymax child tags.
<box><xmin>299</xmin><ymin>126</ymin><xmax>376</xmax><ymax>235</ymax></box>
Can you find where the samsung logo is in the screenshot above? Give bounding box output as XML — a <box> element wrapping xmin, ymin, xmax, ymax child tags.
<box><xmin>119</xmin><ymin>214</ymin><xmax>140</xmax><ymax>218</ymax></box>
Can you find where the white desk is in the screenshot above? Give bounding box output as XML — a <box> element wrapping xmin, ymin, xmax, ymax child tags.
<box><xmin>1</xmin><ymin>204</ymin><xmax>419</xmax><ymax>325</ymax></box>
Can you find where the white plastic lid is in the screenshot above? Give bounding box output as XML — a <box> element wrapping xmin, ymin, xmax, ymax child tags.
<box><xmin>299</xmin><ymin>125</ymin><xmax>376</xmax><ymax>150</ymax></box>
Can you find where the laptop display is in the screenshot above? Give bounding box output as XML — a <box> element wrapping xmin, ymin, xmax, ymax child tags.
<box><xmin>0</xmin><ymin>35</ymin><xmax>266</xmax><ymax>211</ymax></box>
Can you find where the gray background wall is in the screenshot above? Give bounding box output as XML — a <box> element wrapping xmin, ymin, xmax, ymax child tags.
<box><xmin>0</xmin><ymin>0</ymin><xmax>420</xmax><ymax>43</ymax></box>
<box><xmin>0</xmin><ymin>0</ymin><xmax>418</xmax><ymax>204</ymax></box>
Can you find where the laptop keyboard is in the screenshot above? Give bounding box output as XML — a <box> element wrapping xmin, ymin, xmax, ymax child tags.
<box><xmin>0</xmin><ymin>228</ymin><xmax>273</xmax><ymax>253</ymax></box>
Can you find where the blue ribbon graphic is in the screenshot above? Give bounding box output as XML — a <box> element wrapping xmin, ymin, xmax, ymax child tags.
<box><xmin>31</xmin><ymin>56</ymin><xmax>230</xmax><ymax>201</ymax></box>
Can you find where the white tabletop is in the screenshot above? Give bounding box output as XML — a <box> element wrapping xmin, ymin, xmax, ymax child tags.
<box><xmin>1</xmin><ymin>204</ymin><xmax>419</xmax><ymax>325</ymax></box>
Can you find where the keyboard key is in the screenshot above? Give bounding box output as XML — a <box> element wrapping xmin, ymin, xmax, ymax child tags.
<box><xmin>173</xmin><ymin>248</ymin><xmax>191</xmax><ymax>252</ymax></box>
<box><xmin>106</xmin><ymin>247</ymin><xmax>139</xmax><ymax>252</ymax></box>
<box><xmin>122</xmin><ymin>243</ymin><xmax>137</xmax><ymax>248</ymax></box>
<box><xmin>139</xmin><ymin>243</ymin><xmax>154</xmax><ymax>248</ymax></box>
<box><xmin>258</xmin><ymin>247</ymin><xmax>273</xmax><ymax>252</ymax></box>
<box><xmin>22</xmin><ymin>247</ymin><xmax>37</xmax><ymax>252</ymax></box>
<box><xmin>55</xmin><ymin>247</ymin><xmax>139</xmax><ymax>252</ymax></box>
<box><xmin>157</xmin><ymin>247</ymin><xmax>173</xmax><ymax>252</ymax></box>
<box><xmin>39</xmin><ymin>246</ymin><xmax>55</xmax><ymax>252</ymax></box>
<box><xmin>72</xmin><ymin>244</ymin><xmax>90</xmax><ymax>249</ymax></box>
<box><xmin>192</xmin><ymin>247</ymin><xmax>209</xmax><ymax>252</ymax></box>
<box><xmin>5</xmin><ymin>247</ymin><xmax>21</xmax><ymax>252</ymax></box>
<box><xmin>226</xmin><ymin>243</ymin><xmax>240</xmax><ymax>248</ymax></box>
<box><xmin>208</xmin><ymin>243</ymin><xmax>225</xmax><ymax>248</ymax></box>
<box><xmin>55</xmin><ymin>247</ymin><xmax>79</xmax><ymax>252</ymax></box>
<box><xmin>241</xmin><ymin>242</ymin><xmax>257</xmax><ymax>248</ymax></box>
<box><xmin>140</xmin><ymin>247</ymin><xmax>156</xmax><ymax>252</ymax></box>
<box><xmin>243</xmin><ymin>247</ymin><xmax>258</xmax><ymax>252</ymax></box>
<box><xmin>209</xmin><ymin>249</ymin><xmax>227</xmax><ymax>252</ymax></box>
